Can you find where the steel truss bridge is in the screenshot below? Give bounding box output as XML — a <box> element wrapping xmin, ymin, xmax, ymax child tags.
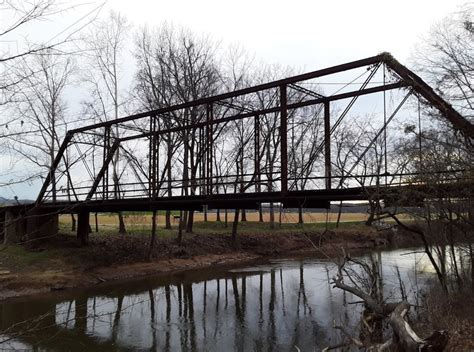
<box><xmin>1</xmin><ymin>53</ymin><xmax>473</xmax><ymax>241</ymax></box>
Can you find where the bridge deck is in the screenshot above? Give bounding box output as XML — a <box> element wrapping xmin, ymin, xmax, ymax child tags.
<box><xmin>2</xmin><ymin>182</ymin><xmax>471</xmax><ymax>215</ymax></box>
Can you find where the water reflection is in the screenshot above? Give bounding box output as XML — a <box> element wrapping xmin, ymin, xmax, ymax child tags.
<box><xmin>0</xmin><ymin>248</ymin><xmax>431</xmax><ymax>351</ymax></box>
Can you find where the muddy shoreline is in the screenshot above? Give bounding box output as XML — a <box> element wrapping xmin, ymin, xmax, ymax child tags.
<box><xmin>0</xmin><ymin>227</ymin><xmax>420</xmax><ymax>302</ymax></box>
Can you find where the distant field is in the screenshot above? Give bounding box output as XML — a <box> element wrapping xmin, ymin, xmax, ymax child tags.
<box><xmin>60</xmin><ymin>211</ymin><xmax>369</xmax><ymax>225</ymax></box>
<box><xmin>58</xmin><ymin>210</ymin><xmax>387</xmax><ymax>236</ymax></box>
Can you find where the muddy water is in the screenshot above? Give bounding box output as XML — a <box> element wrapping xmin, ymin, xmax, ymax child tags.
<box><xmin>0</xmin><ymin>248</ymin><xmax>432</xmax><ymax>351</ymax></box>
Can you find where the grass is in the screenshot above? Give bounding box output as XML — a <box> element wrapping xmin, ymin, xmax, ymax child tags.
<box><xmin>59</xmin><ymin>212</ymin><xmax>369</xmax><ymax>238</ymax></box>
<box><xmin>0</xmin><ymin>244</ymin><xmax>63</xmax><ymax>270</ymax></box>
<box><xmin>0</xmin><ymin>211</ymin><xmax>376</xmax><ymax>272</ymax></box>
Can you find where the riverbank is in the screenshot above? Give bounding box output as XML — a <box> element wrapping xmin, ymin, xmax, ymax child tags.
<box><xmin>0</xmin><ymin>223</ymin><xmax>419</xmax><ymax>301</ymax></box>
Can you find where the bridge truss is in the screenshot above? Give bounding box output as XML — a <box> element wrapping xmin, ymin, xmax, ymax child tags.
<box><xmin>35</xmin><ymin>53</ymin><xmax>473</xmax><ymax>213</ymax></box>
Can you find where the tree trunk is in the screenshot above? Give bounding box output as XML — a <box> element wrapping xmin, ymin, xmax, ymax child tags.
<box><xmin>186</xmin><ymin>210</ymin><xmax>194</xmax><ymax>233</ymax></box>
<box><xmin>177</xmin><ymin>210</ymin><xmax>183</xmax><ymax>245</ymax></box>
<box><xmin>388</xmin><ymin>302</ymin><xmax>449</xmax><ymax>351</ymax></box>
<box><xmin>298</xmin><ymin>205</ymin><xmax>304</xmax><ymax>224</ymax></box>
<box><xmin>118</xmin><ymin>212</ymin><xmax>126</xmax><ymax>234</ymax></box>
<box><xmin>216</xmin><ymin>209</ymin><xmax>221</xmax><ymax>222</ymax></box>
<box><xmin>165</xmin><ymin>210</ymin><xmax>172</xmax><ymax>229</ymax></box>
<box><xmin>365</xmin><ymin>200</ymin><xmax>376</xmax><ymax>226</ymax></box>
<box><xmin>77</xmin><ymin>211</ymin><xmax>89</xmax><ymax>246</ymax></box>
<box><xmin>241</xmin><ymin>209</ymin><xmax>247</xmax><ymax>222</ymax></box>
<box><xmin>269</xmin><ymin>202</ymin><xmax>275</xmax><ymax>229</ymax></box>
<box><xmin>470</xmin><ymin>243</ymin><xmax>474</xmax><ymax>292</ymax></box>
<box><xmin>231</xmin><ymin>208</ymin><xmax>240</xmax><ymax>248</ymax></box>
<box><xmin>71</xmin><ymin>214</ymin><xmax>76</xmax><ymax>232</ymax></box>
<box><xmin>336</xmin><ymin>201</ymin><xmax>343</xmax><ymax>228</ymax></box>
<box><xmin>148</xmin><ymin>210</ymin><xmax>157</xmax><ymax>260</ymax></box>
<box><xmin>279</xmin><ymin>204</ymin><xmax>282</xmax><ymax>228</ymax></box>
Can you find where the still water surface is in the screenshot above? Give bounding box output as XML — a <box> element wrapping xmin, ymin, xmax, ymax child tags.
<box><xmin>0</xmin><ymin>248</ymin><xmax>432</xmax><ymax>351</ymax></box>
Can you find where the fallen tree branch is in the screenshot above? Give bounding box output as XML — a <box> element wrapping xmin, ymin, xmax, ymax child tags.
<box><xmin>389</xmin><ymin>301</ymin><xmax>449</xmax><ymax>351</ymax></box>
<box><xmin>329</xmin><ymin>253</ymin><xmax>449</xmax><ymax>351</ymax></box>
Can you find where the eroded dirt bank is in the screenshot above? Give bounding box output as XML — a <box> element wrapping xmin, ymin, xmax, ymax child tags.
<box><xmin>0</xmin><ymin>226</ymin><xmax>420</xmax><ymax>301</ymax></box>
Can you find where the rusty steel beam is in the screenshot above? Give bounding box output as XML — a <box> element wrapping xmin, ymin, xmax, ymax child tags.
<box><xmin>380</xmin><ymin>52</ymin><xmax>474</xmax><ymax>138</ymax></box>
<box><xmin>119</xmin><ymin>82</ymin><xmax>407</xmax><ymax>143</ymax></box>
<box><xmin>66</xmin><ymin>54</ymin><xmax>472</xmax><ymax>140</ymax></box>
<box><xmin>254</xmin><ymin>114</ymin><xmax>261</xmax><ymax>193</ymax></box>
<box><xmin>35</xmin><ymin>132</ymin><xmax>74</xmax><ymax>205</ymax></box>
<box><xmin>289</xmin><ymin>83</ymin><xmax>325</xmax><ymax>99</ymax></box>
<box><xmin>30</xmin><ymin>179</ymin><xmax>474</xmax><ymax>213</ymax></box>
<box><xmin>36</xmin><ymin>54</ymin><xmax>473</xmax><ymax>208</ymax></box>
<box><xmin>70</xmin><ymin>55</ymin><xmax>387</xmax><ymax>134</ymax></box>
<box><xmin>280</xmin><ymin>84</ymin><xmax>288</xmax><ymax>194</ymax></box>
<box><xmin>86</xmin><ymin>139</ymin><xmax>120</xmax><ymax>201</ymax></box>
<box><xmin>324</xmin><ymin>101</ymin><xmax>331</xmax><ymax>190</ymax></box>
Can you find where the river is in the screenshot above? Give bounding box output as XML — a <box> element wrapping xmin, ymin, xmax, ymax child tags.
<box><xmin>0</xmin><ymin>248</ymin><xmax>433</xmax><ymax>351</ymax></box>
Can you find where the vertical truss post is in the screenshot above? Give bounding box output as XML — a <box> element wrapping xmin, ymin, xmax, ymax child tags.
<box><xmin>103</xmin><ymin>127</ymin><xmax>111</xmax><ymax>200</ymax></box>
<box><xmin>206</xmin><ymin>103</ymin><xmax>214</xmax><ymax>195</ymax></box>
<box><xmin>199</xmin><ymin>126</ymin><xmax>205</xmax><ymax>195</ymax></box>
<box><xmin>156</xmin><ymin>132</ymin><xmax>160</xmax><ymax>197</ymax></box>
<box><xmin>148</xmin><ymin>116</ymin><xmax>159</xmax><ymax>198</ymax></box>
<box><xmin>383</xmin><ymin>63</ymin><xmax>388</xmax><ymax>186</ymax></box>
<box><xmin>153</xmin><ymin>117</ymin><xmax>159</xmax><ymax>198</ymax></box>
<box><xmin>324</xmin><ymin>101</ymin><xmax>332</xmax><ymax>190</ymax></box>
<box><xmin>280</xmin><ymin>85</ymin><xmax>288</xmax><ymax>194</ymax></box>
<box><xmin>148</xmin><ymin>117</ymin><xmax>154</xmax><ymax>198</ymax></box>
<box><xmin>254</xmin><ymin>114</ymin><xmax>261</xmax><ymax>193</ymax></box>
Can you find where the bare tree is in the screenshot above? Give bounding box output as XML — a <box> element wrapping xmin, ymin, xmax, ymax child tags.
<box><xmin>412</xmin><ymin>4</ymin><xmax>473</xmax><ymax>120</ymax></box>
<box><xmin>0</xmin><ymin>0</ymin><xmax>99</xmax><ymax>193</ymax></box>
<box><xmin>134</xmin><ymin>24</ymin><xmax>221</xmax><ymax>233</ymax></box>
<box><xmin>377</xmin><ymin>5</ymin><xmax>474</xmax><ymax>294</ymax></box>
<box><xmin>384</xmin><ymin>121</ymin><xmax>473</xmax><ymax>294</ymax></box>
<box><xmin>6</xmin><ymin>52</ymin><xmax>74</xmax><ymax>201</ymax></box>
<box><xmin>81</xmin><ymin>11</ymin><xmax>131</xmax><ymax>234</ymax></box>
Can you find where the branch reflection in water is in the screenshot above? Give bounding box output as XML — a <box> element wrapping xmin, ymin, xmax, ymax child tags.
<box><xmin>0</xmin><ymin>248</ymin><xmax>431</xmax><ymax>351</ymax></box>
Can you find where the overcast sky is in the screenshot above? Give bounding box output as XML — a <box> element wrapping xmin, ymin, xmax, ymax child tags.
<box><xmin>103</xmin><ymin>0</ymin><xmax>466</xmax><ymax>67</ymax></box>
<box><xmin>18</xmin><ymin>0</ymin><xmax>468</xmax><ymax>68</ymax></box>
<box><xmin>0</xmin><ymin>0</ymin><xmax>469</xmax><ymax>199</ymax></box>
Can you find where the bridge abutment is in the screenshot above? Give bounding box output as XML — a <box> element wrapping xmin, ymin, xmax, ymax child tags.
<box><xmin>3</xmin><ymin>210</ymin><xmax>25</xmax><ymax>244</ymax></box>
<box><xmin>1</xmin><ymin>208</ymin><xmax>58</xmax><ymax>244</ymax></box>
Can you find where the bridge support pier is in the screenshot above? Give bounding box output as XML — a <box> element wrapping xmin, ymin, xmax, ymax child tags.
<box><xmin>3</xmin><ymin>210</ymin><xmax>24</xmax><ymax>244</ymax></box>
<box><xmin>77</xmin><ymin>211</ymin><xmax>90</xmax><ymax>246</ymax></box>
<box><xmin>2</xmin><ymin>208</ymin><xmax>58</xmax><ymax>244</ymax></box>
